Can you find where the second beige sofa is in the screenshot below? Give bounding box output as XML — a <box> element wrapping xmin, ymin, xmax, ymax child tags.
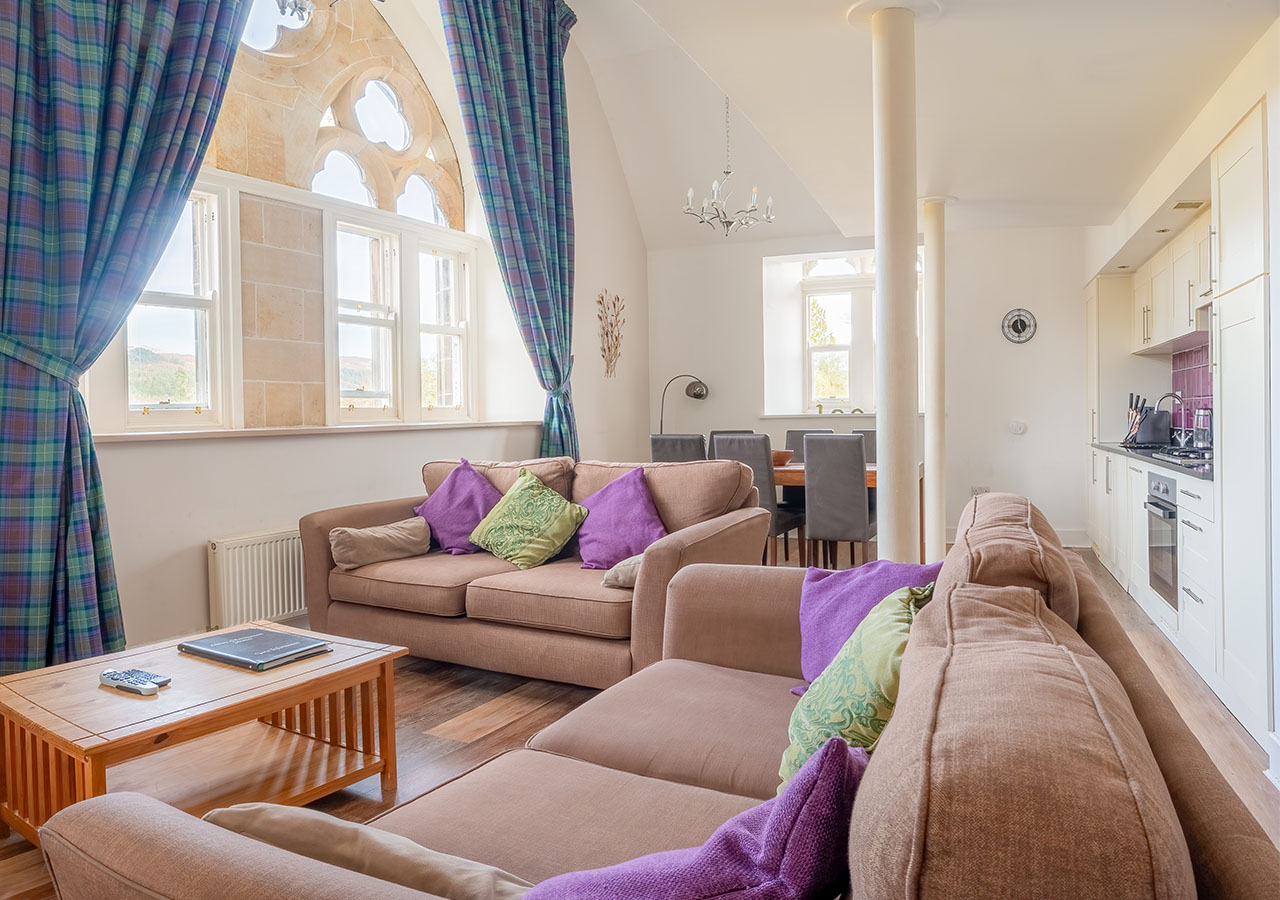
<box><xmin>300</xmin><ymin>457</ymin><xmax>770</xmax><ymax>689</ymax></box>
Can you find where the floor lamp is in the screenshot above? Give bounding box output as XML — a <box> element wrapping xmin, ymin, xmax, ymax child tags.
<box><xmin>659</xmin><ymin>374</ymin><xmax>709</xmax><ymax>434</ymax></box>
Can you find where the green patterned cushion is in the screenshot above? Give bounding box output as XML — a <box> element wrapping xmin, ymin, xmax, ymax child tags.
<box><xmin>778</xmin><ymin>583</ymin><xmax>934</xmax><ymax>791</ymax></box>
<box><xmin>469</xmin><ymin>468</ymin><xmax>589</xmax><ymax>569</ymax></box>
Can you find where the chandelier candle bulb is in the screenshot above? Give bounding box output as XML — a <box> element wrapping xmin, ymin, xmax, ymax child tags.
<box><xmin>686</xmin><ymin>188</ymin><xmax>693</xmax><ymax>209</ymax></box>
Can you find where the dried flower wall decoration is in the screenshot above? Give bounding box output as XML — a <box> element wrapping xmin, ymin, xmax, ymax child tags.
<box><xmin>596</xmin><ymin>289</ymin><xmax>625</xmax><ymax>378</ymax></box>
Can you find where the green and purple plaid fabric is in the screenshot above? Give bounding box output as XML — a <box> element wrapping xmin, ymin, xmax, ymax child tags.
<box><xmin>441</xmin><ymin>0</ymin><xmax>580</xmax><ymax>460</ymax></box>
<box><xmin>0</xmin><ymin>0</ymin><xmax>250</xmax><ymax>673</ymax></box>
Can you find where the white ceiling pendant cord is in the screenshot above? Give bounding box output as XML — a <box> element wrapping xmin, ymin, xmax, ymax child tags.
<box><xmin>682</xmin><ymin>96</ymin><xmax>774</xmax><ymax>237</ymax></box>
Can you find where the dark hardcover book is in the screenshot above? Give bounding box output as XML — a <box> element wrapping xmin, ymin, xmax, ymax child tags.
<box><xmin>178</xmin><ymin>628</ymin><xmax>331</xmax><ymax>672</ymax></box>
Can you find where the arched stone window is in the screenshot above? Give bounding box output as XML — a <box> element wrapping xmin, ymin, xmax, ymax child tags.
<box><xmin>209</xmin><ymin>0</ymin><xmax>464</xmax><ymax>229</ymax></box>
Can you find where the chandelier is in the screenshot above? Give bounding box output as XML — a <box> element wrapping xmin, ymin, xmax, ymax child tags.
<box><xmin>683</xmin><ymin>97</ymin><xmax>774</xmax><ymax>236</ymax></box>
<box><xmin>277</xmin><ymin>0</ymin><xmax>384</xmax><ymax>20</ymax></box>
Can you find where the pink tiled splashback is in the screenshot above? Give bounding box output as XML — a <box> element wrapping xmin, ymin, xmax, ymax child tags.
<box><xmin>1171</xmin><ymin>340</ymin><xmax>1212</xmax><ymax>430</ymax></box>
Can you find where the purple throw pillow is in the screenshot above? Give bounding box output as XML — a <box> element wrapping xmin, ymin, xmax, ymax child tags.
<box><xmin>413</xmin><ymin>459</ymin><xmax>501</xmax><ymax>555</ymax></box>
<box><xmin>524</xmin><ymin>737</ymin><xmax>868</xmax><ymax>900</ymax></box>
<box><xmin>576</xmin><ymin>468</ymin><xmax>669</xmax><ymax>570</ymax></box>
<box><xmin>799</xmin><ymin>559</ymin><xmax>944</xmax><ymax>685</ymax></box>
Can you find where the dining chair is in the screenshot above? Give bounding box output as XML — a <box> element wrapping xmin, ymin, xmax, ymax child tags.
<box><xmin>650</xmin><ymin>433</ymin><xmax>707</xmax><ymax>462</ymax></box>
<box><xmin>804</xmin><ymin>433</ymin><xmax>876</xmax><ymax>570</ymax></box>
<box><xmin>707</xmin><ymin>429</ymin><xmax>753</xmax><ymax>460</ymax></box>
<box><xmin>781</xmin><ymin>428</ymin><xmax>835</xmax><ymax>510</ymax></box>
<box><xmin>850</xmin><ymin>429</ymin><xmax>877</xmax><ymax>462</ymax></box>
<box><xmin>712</xmin><ymin>433</ymin><xmax>805</xmax><ymax>566</ymax></box>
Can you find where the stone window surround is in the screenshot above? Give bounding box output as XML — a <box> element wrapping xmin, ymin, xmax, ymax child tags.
<box><xmin>84</xmin><ymin>167</ymin><xmax>488</xmax><ymax>438</ymax></box>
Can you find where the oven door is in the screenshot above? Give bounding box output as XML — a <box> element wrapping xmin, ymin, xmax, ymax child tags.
<box><xmin>1145</xmin><ymin>498</ymin><xmax>1178</xmax><ymax>610</ymax></box>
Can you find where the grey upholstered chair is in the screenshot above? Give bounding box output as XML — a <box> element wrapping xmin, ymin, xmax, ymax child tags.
<box><xmin>650</xmin><ymin>433</ymin><xmax>706</xmax><ymax>462</ymax></box>
<box><xmin>804</xmin><ymin>433</ymin><xmax>876</xmax><ymax>569</ymax></box>
<box><xmin>850</xmin><ymin>429</ymin><xmax>877</xmax><ymax>462</ymax></box>
<box><xmin>712</xmin><ymin>432</ymin><xmax>805</xmax><ymax>565</ymax></box>
<box><xmin>784</xmin><ymin>428</ymin><xmax>835</xmax><ymax>463</ymax></box>
<box><xmin>781</xmin><ymin>428</ymin><xmax>835</xmax><ymax>510</ymax></box>
<box><xmin>707</xmin><ymin>429</ymin><xmax>754</xmax><ymax>460</ymax></box>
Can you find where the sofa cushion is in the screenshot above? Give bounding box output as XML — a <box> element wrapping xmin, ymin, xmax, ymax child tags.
<box><xmin>466</xmin><ymin>560</ymin><xmax>632</xmax><ymax>638</ymax></box>
<box><xmin>329</xmin><ymin>553</ymin><xmax>517</xmax><ymax>616</ymax></box>
<box><xmin>848</xmin><ymin>581</ymin><xmax>1195</xmax><ymax>900</ymax></box>
<box><xmin>203</xmin><ymin>802</ymin><xmax>533</xmax><ymax>900</ymax></box>
<box><xmin>329</xmin><ymin>517</ymin><xmax>433</xmax><ymax>571</ymax></box>
<box><xmin>470</xmin><ymin>469</ymin><xmax>589</xmax><ymax>570</ymax></box>
<box><xmin>369</xmin><ymin>750</ymin><xmax>758</xmax><ymax>884</ymax></box>
<box><xmin>529</xmin><ymin>659</ymin><xmax>798</xmax><ymax>800</ymax></box>
<box><xmin>415</xmin><ymin>459</ymin><xmax>502</xmax><ymax>555</ymax></box>
<box><xmin>424</xmin><ymin>457</ymin><xmax>575</xmax><ymax>499</ymax></box>
<box><xmin>936</xmin><ymin>491</ymin><xmax>1080</xmax><ymax>628</ymax></box>
<box><xmin>572</xmin><ymin>461</ymin><xmax>753</xmax><ymax>532</ymax></box>
<box><xmin>577</xmin><ymin>467</ymin><xmax>668</xmax><ymax>570</ymax></box>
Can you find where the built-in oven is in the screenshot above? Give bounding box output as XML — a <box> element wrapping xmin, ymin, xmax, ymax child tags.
<box><xmin>1146</xmin><ymin>472</ymin><xmax>1178</xmax><ymax>613</ymax></box>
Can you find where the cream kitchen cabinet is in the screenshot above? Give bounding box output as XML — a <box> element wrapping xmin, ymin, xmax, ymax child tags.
<box><xmin>1211</xmin><ymin>103</ymin><xmax>1266</xmax><ymax>296</ymax></box>
<box><xmin>1089</xmin><ymin>447</ymin><xmax>1128</xmax><ymax>586</ymax></box>
<box><xmin>1086</xmin><ymin>277</ymin><xmax>1167</xmax><ymax>441</ymax></box>
<box><xmin>1167</xmin><ymin>226</ymin><xmax>1199</xmax><ymax>342</ymax></box>
<box><xmin>1149</xmin><ymin>246</ymin><xmax>1174</xmax><ymax>346</ymax></box>
<box><xmin>1131</xmin><ymin>261</ymin><xmax>1153</xmax><ymax>352</ymax></box>
<box><xmin>1195</xmin><ymin>210</ymin><xmax>1213</xmax><ymax>304</ymax></box>
<box><xmin>1214</xmin><ymin>277</ymin><xmax>1270</xmax><ymax>736</ymax></box>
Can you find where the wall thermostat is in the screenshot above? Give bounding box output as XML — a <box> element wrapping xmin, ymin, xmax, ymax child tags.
<box><xmin>1001</xmin><ymin>309</ymin><xmax>1037</xmax><ymax>344</ymax></box>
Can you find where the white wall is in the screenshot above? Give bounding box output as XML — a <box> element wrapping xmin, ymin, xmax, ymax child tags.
<box><xmin>97</xmin><ymin>424</ymin><xmax>540</xmax><ymax>645</ymax></box>
<box><xmin>944</xmin><ymin>227</ymin><xmax>1089</xmax><ymax>545</ymax></box>
<box><xmin>648</xmin><ymin>226</ymin><xmax>1089</xmax><ymax>542</ymax></box>
<box><xmin>565</xmin><ymin>44</ymin><xmax>651</xmax><ymax>462</ymax></box>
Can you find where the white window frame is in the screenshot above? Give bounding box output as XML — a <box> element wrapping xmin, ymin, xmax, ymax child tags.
<box><xmin>84</xmin><ymin>183</ymin><xmax>236</xmax><ymax>432</ymax></box>
<box><xmin>322</xmin><ymin>201</ymin><xmax>478</xmax><ymax>426</ymax></box>
<box><xmin>800</xmin><ymin>262</ymin><xmax>924</xmax><ymax>414</ymax></box>
<box><xmin>329</xmin><ymin>219</ymin><xmax>401</xmax><ymax>423</ymax></box>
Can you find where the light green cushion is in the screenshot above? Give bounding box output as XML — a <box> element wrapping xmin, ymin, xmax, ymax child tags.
<box><xmin>777</xmin><ymin>583</ymin><xmax>934</xmax><ymax>791</ymax></box>
<box><xmin>469</xmin><ymin>468</ymin><xmax>588</xmax><ymax>570</ymax></box>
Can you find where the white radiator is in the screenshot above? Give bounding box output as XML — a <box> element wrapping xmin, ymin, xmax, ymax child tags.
<box><xmin>207</xmin><ymin>529</ymin><xmax>305</xmax><ymax>629</ymax></box>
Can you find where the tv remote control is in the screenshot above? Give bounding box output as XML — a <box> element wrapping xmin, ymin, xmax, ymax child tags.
<box><xmin>100</xmin><ymin>669</ymin><xmax>159</xmax><ymax>696</ymax></box>
<box><xmin>118</xmin><ymin>668</ymin><xmax>171</xmax><ymax>687</ymax></box>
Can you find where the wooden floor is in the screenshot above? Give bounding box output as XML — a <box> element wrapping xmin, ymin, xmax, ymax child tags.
<box><xmin>3</xmin><ymin>547</ymin><xmax>1277</xmax><ymax>898</ymax></box>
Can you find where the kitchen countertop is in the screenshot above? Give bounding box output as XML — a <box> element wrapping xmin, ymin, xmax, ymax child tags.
<box><xmin>1091</xmin><ymin>442</ymin><xmax>1214</xmax><ymax>481</ymax></box>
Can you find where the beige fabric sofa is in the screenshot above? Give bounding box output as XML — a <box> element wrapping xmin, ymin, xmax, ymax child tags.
<box><xmin>40</xmin><ymin>494</ymin><xmax>1280</xmax><ymax>900</ymax></box>
<box><xmin>299</xmin><ymin>457</ymin><xmax>770</xmax><ymax>689</ymax></box>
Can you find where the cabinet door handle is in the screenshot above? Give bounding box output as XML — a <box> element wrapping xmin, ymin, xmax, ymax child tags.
<box><xmin>1105</xmin><ymin>455</ymin><xmax>1111</xmax><ymax>494</ymax></box>
<box><xmin>1182</xmin><ymin>586</ymin><xmax>1204</xmax><ymax>605</ymax></box>
<box><xmin>1179</xmin><ymin>489</ymin><xmax>1202</xmax><ymax>501</ymax></box>
<box><xmin>1187</xmin><ymin>280</ymin><xmax>1194</xmax><ymax>326</ymax></box>
<box><xmin>1091</xmin><ymin>409</ymin><xmax>1097</xmax><ymax>442</ymax></box>
<box><xmin>1091</xmin><ymin>452</ymin><xmax>1096</xmax><ymax>485</ymax></box>
<box><xmin>1182</xmin><ymin>518</ymin><xmax>1203</xmax><ymax>533</ymax></box>
<box><xmin>1129</xmin><ymin>466</ymin><xmax>1142</xmax><ymax>474</ymax></box>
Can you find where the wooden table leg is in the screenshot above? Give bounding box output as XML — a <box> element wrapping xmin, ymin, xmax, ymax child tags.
<box><xmin>377</xmin><ymin>661</ymin><xmax>398</xmax><ymax>793</ymax></box>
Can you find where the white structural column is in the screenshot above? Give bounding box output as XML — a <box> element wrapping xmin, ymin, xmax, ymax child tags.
<box><xmin>922</xmin><ymin>198</ymin><xmax>947</xmax><ymax>561</ymax></box>
<box><xmin>871</xmin><ymin>6</ymin><xmax>921</xmax><ymax>562</ymax></box>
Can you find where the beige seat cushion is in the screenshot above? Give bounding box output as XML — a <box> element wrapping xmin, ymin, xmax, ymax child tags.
<box><xmin>529</xmin><ymin>659</ymin><xmax>797</xmax><ymax>799</ymax></box>
<box><xmin>937</xmin><ymin>491</ymin><xmax>1080</xmax><ymax>628</ymax></box>
<box><xmin>849</xmin><ymin>581</ymin><xmax>1195</xmax><ymax>900</ymax></box>
<box><xmin>466</xmin><ymin>560</ymin><xmax>632</xmax><ymax>639</ymax></box>
<box><xmin>330</xmin><ymin>553</ymin><xmax>516</xmax><ymax>616</ymax></box>
<box><xmin>571</xmin><ymin>461</ymin><xmax>754</xmax><ymax>532</ymax></box>
<box><xmin>369</xmin><ymin>749</ymin><xmax>757</xmax><ymax>884</ymax></box>
<box><xmin>423</xmin><ymin>457</ymin><xmax>575</xmax><ymax>499</ymax></box>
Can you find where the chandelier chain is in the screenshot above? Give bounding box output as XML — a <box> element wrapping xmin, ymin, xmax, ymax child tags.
<box><xmin>724</xmin><ymin>97</ymin><xmax>731</xmax><ymax>174</ymax></box>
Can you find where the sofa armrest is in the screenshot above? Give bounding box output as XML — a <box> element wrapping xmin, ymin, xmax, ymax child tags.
<box><xmin>629</xmin><ymin>507</ymin><xmax>771</xmax><ymax>671</ymax></box>
<box><xmin>663</xmin><ymin>563</ymin><xmax>805</xmax><ymax>679</ymax></box>
<box><xmin>300</xmin><ymin>496</ymin><xmax>425</xmax><ymax>632</ymax></box>
<box><xmin>40</xmin><ymin>793</ymin><xmax>437</xmax><ymax>900</ymax></box>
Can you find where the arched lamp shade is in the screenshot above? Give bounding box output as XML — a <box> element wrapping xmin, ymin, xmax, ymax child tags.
<box><xmin>660</xmin><ymin>374</ymin><xmax>709</xmax><ymax>434</ymax></box>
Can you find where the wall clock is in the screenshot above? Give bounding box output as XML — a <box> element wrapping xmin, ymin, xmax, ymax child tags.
<box><xmin>1001</xmin><ymin>308</ymin><xmax>1037</xmax><ymax>344</ymax></box>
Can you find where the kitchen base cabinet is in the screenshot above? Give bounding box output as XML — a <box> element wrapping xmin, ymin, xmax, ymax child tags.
<box><xmin>1125</xmin><ymin>462</ymin><xmax>1151</xmax><ymax>604</ymax></box>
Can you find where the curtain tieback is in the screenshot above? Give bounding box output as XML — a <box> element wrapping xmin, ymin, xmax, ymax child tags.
<box><xmin>0</xmin><ymin>333</ymin><xmax>82</xmax><ymax>386</ymax></box>
<box><xmin>548</xmin><ymin>358</ymin><xmax>573</xmax><ymax>399</ymax></box>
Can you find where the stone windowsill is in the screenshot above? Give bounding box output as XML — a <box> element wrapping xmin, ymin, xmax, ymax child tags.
<box><xmin>93</xmin><ymin>419</ymin><xmax>541</xmax><ymax>444</ymax></box>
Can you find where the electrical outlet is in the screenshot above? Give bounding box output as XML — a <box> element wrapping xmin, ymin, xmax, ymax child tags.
<box><xmin>971</xmin><ymin>486</ymin><xmax>990</xmax><ymax>496</ymax></box>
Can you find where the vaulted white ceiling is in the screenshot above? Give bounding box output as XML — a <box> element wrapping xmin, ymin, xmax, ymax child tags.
<box><xmin>572</xmin><ymin>0</ymin><xmax>1277</xmax><ymax>246</ymax></box>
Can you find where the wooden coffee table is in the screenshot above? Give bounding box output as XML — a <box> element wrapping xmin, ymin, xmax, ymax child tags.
<box><xmin>0</xmin><ymin>621</ymin><xmax>406</xmax><ymax>846</ymax></box>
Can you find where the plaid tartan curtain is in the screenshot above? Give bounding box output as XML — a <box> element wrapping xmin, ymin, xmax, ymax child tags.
<box><xmin>441</xmin><ymin>0</ymin><xmax>580</xmax><ymax>460</ymax></box>
<box><xmin>0</xmin><ymin>0</ymin><xmax>251</xmax><ymax>673</ymax></box>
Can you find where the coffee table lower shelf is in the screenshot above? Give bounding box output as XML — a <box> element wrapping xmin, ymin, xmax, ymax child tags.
<box><xmin>109</xmin><ymin>719</ymin><xmax>384</xmax><ymax>818</ymax></box>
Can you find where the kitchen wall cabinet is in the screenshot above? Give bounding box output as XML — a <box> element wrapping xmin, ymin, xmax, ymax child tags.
<box><xmin>1131</xmin><ymin>262</ymin><xmax>1153</xmax><ymax>352</ymax></box>
<box><xmin>1215</xmin><ymin>276</ymin><xmax>1270</xmax><ymax>736</ymax></box>
<box><xmin>1195</xmin><ymin>211</ymin><xmax>1213</xmax><ymax>303</ymax></box>
<box><xmin>1149</xmin><ymin>246</ymin><xmax>1174</xmax><ymax>346</ymax></box>
<box><xmin>1086</xmin><ymin>277</ymin><xmax>1167</xmax><ymax>442</ymax></box>
<box><xmin>1211</xmin><ymin>103</ymin><xmax>1266</xmax><ymax>297</ymax></box>
<box><xmin>1169</xmin><ymin>228</ymin><xmax>1199</xmax><ymax>341</ymax></box>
